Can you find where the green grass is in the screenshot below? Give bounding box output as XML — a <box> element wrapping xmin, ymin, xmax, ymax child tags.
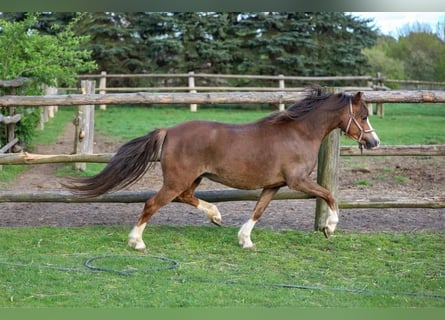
<box><xmin>30</xmin><ymin>106</ymin><xmax>77</xmax><ymax>146</ymax></box>
<box><xmin>0</xmin><ymin>226</ymin><xmax>444</xmax><ymax>307</ymax></box>
<box><xmin>355</xmin><ymin>179</ymin><xmax>373</xmax><ymax>186</ymax></box>
<box><xmin>94</xmin><ymin>105</ymin><xmax>270</xmax><ymax>141</ymax></box>
<box><xmin>0</xmin><ymin>107</ymin><xmax>77</xmax><ymax>187</ymax></box>
<box><xmin>55</xmin><ymin>162</ymin><xmax>107</xmax><ymax>177</ymax></box>
<box><xmin>0</xmin><ymin>165</ymin><xmax>27</xmax><ymax>188</ymax></box>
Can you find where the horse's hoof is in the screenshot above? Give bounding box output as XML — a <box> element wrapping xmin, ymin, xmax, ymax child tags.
<box><xmin>211</xmin><ymin>217</ymin><xmax>222</xmax><ymax>227</ymax></box>
<box><xmin>128</xmin><ymin>238</ymin><xmax>147</xmax><ymax>252</ymax></box>
<box><xmin>136</xmin><ymin>247</ymin><xmax>148</xmax><ymax>254</ymax></box>
<box><xmin>239</xmin><ymin>242</ymin><xmax>256</xmax><ymax>250</ymax></box>
<box><xmin>323</xmin><ymin>227</ymin><xmax>331</xmax><ymax>238</ymax></box>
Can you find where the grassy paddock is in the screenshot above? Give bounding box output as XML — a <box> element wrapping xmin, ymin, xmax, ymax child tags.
<box><xmin>0</xmin><ymin>226</ymin><xmax>444</xmax><ymax>307</ymax></box>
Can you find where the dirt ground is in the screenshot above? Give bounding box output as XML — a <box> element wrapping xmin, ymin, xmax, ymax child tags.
<box><xmin>1</xmin><ymin>122</ymin><xmax>444</xmax><ymax>233</ymax></box>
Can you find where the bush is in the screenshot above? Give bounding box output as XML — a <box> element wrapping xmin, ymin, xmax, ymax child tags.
<box><xmin>0</xmin><ymin>13</ymin><xmax>96</xmax><ymax>150</ymax></box>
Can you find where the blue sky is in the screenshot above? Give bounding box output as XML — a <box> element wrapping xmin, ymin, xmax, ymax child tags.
<box><xmin>350</xmin><ymin>12</ymin><xmax>445</xmax><ymax>37</ymax></box>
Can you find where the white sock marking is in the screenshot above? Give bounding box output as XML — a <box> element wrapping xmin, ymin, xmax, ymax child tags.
<box><xmin>238</xmin><ymin>218</ymin><xmax>257</xmax><ymax>249</ymax></box>
<box><xmin>197</xmin><ymin>199</ymin><xmax>221</xmax><ymax>224</ymax></box>
<box><xmin>128</xmin><ymin>223</ymin><xmax>147</xmax><ymax>250</ymax></box>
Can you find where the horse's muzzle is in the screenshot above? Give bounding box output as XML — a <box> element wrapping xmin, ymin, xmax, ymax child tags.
<box><xmin>363</xmin><ymin>136</ymin><xmax>380</xmax><ymax>150</ymax></box>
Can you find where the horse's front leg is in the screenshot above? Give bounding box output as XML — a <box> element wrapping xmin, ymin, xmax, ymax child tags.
<box><xmin>288</xmin><ymin>177</ymin><xmax>338</xmax><ymax>237</ymax></box>
<box><xmin>238</xmin><ymin>187</ymin><xmax>280</xmax><ymax>249</ymax></box>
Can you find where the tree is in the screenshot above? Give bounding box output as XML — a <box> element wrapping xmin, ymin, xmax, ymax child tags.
<box><xmin>362</xmin><ymin>36</ymin><xmax>406</xmax><ymax>83</ymax></box>
<box><xmin>387</xmin><ymin>31</ymin><xmax>445</xmax><ymax>81</ymax></box>
<box><xmin>72</xmin><ymin>12</ymin><xmax>140</xmax><ymax>86</ymax></box>
<box><xmin>0</xmin><ymin>13</ymin><xmax>96</xmax><ymax>147</ymax></box>
<box><xmin>1</xmin><ymin>12</ymin><xmax>379</xmax><ymax>81</ymax></box>
<box><xmin>229</xmin><ymin>12</ymin><xmax>377</xmax><ymax>79</ymax></box>
<box><xmin>0</xmin><ymin>13</ymin><xmax>96</xmax><ymax>88</ymax></box>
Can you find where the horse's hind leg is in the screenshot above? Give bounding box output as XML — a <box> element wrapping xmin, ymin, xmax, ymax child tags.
<box><xmin>177</xmin><ymin>178</ymin><xmax>222</xmax><ymax>226</ymax></box>
<box><xmin>238</xmin><ymin>187</ymin><xmax>280</xmax><ymax>249</ymax></box>
<box><xmin>128</xmin><ymin>186</ymin><xmax>181</xmax><ymax>251</ymax></box>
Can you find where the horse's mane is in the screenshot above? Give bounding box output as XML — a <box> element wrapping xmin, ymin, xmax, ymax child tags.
<box><xmin>260</xmin><ymin>85</ymin><xmax>350</xmax><ymax>124</ymax></box>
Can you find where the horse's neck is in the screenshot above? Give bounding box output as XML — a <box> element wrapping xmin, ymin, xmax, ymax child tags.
<box><xmin>289</xmin><ymin>110</ymin><xmax>342</xmax><ymax>142</ymax></box>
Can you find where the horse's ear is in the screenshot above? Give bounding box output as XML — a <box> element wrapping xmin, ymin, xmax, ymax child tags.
<box><xmin>352</xmin><ymin>91</ymin><xmax>363</xmax><ymax>103</ymax></box>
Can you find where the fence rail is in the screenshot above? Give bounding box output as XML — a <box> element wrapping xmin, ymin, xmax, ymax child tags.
<box><xmin>67</xmin><ymin>72</ymin><xmax>445</xmax><ymax>97</ymax></box>
<box><xmin>2</xmin><ymin>90</ymin><xmax>445</xmax><ymax>107</ymax></box>
<box><xmin>0</xmin><ymin>190</ymin><xmax>444</xmax><ymax>209</ymax></box>
<box><xmin>1</xmin><ymin>145</ymin><xmax>444</xmax><ymax>166</ymax></box>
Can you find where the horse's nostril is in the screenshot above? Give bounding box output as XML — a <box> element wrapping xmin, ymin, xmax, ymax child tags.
<box><xmin>365</xmin><ymin>139</ymin><xmax>380</xmax><ymax>150</ymax></box>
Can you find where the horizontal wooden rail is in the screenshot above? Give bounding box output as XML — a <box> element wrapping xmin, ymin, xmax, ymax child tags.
<box><xmin>97</xmin><ymin>87</ymin><xmax>306</xmax><ymax>92</ymax></box>
<box><xmin>1</xmin><ymin>90</ymin><xmax>445</xmax><ymax>107</ymax></box>
<box><xmin>0</xmin><ymin>188</ymin><xmax>312</xmax><ymax>203</ymax></box>
<box><xmin>78</xmin><ymin>73</ymin><xmax>375</xmax><ymax>82</ymax></box>
<box><xmin>340</xmin><ymin>144</ymin><xmax>445</xmax><ymax>156</ymax></box>
<box><xmin>0</xmin><ymin>152</ymin><xmax>113</xmax><ymax>164</ymax></box>
<box><xmin>0</xmin><ymin>145</ymin><xmax>443</xmax><ymax>165</ymax></box>
<box><xmin>385</xmin><ymin>79</ymin><xmax>445</xmax><ymax>86</ymax></box>
<box><xmin>0</xmin><ymin>113</ymin><xmax>22</xmax><ymax>125</ymax></box>
<box><xmin>0</xmin><ymin>190</ymin><xmax>443</xmax><ymax>208</ymax></box>
<box><xmin>338</xmin><ymin>197</ymin><xmax>445</xmax><ymax>209</ymax></box>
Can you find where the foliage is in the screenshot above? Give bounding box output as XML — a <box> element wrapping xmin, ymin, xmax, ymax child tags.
<box><xmin>389</xmin><ymin>32</ymin><xmax>445</xmax><ymax>81</ymax></box>
<box><xmin>365</xmin><ymin>30</ymin><xmax>445</xmax><ymax>83</ymax></box>
<box><xmin>0</xmin><ymin>13</ymin><xmax>96</xmax><ymax>87</ymax></box>
<box><xmin>137</xmin><ymin>12</ymin><xmax>377</xmax><ymax>79</ymax></box>
<box><xmin>362</xmin><ymin>37</ymin><xmax>406</xmax><ymax>83</ymax></box>
<box><xmin>2</xmin><ymin>12</ymin><xmax>378</xmax><ymax>87</ymax></box>
<box><xmin>0</xmin><ymin>13</ymin><xmax>96</xmax><ymax>148</ymax></box>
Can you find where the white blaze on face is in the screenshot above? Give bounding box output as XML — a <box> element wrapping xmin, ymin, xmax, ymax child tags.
<box><xmin>366</xmin><ymin>118</ymin><xmax>380</xmax><ymax>146</ymax></box>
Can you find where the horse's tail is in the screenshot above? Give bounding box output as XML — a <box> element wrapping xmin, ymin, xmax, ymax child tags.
<box><xmin>65</xmin><ymin>128</ymin><xmax>167</xmax><ymax>198</ymax></box>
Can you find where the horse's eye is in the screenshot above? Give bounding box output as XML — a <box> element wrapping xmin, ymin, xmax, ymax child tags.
<box><xmin>362</xmin><ymin>116</ymin><xmax>367</xmax><ymax>121</ymax></box>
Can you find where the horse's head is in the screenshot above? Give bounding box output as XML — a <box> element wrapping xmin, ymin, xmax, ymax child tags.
<box><xmin>341</xmin><ymin>92</ymin><xmax>380</xmax><ymax>150</ymax></box>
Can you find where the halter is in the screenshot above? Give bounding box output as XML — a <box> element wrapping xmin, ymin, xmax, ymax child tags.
<box><xmin>344</xmin><ymin>98</ymin><xmax>375</xmax><ymax>145</ymax></box>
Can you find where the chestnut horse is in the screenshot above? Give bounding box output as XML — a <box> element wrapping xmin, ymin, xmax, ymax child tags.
<box><xmin>66</xmin><ymin>87</ymin><xmax>380</xmax><ymax>251</ymax></box>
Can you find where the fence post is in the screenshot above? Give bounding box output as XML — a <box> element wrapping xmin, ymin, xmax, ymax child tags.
<box><xmin>40</xmin><ymin>85</ymin><xmax>58</xmax><ymax>130</ymax></box>
<box><xmin>188</xmin><ymin>71</ymin><xmax>197</xmax><ymax>112</ymax></box>
<box><xmin>73</xmin><ymin>80</ymin><xmax>95</xmax><ymax>171</ymax></box>
<box><xmin>6</xmin><ymin>87</ymin><xmax>17</xmax><ymax>152</ymax></box>
<box><xmin>314</xmin><ymin>87</ymin><xmax>341</xmax><ymax>232</ymax></box>
<box><xmin>278</xmin><ymin>74</ymin><xmax>285</xmax><ymax>111</ymax></box>
<box><xmin>376</xmin><ymin>72</ymin><xmax>384</xmax><ymax>118</ymax></box>
<box><xmin>99</xmin><ymin>71</ymin><xmax>107</xmax><ymax>110</ymax></box>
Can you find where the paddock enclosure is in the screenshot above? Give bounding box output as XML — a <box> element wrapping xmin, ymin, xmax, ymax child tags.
<box><xmin>0</xmin><ymin>73</ymin><xmax>444</xmax><ymax>231</ymax></box>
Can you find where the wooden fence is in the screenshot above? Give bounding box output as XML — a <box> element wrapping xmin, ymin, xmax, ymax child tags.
<box><xmin>0</xmin><ymin>89</ymin><xmax>444</xmax><ymax>231</ymax></box>
<box><xmin>66</xmin><ymin>72</ymin><xmax>444</xmax><ymax>116</ymax></box>
<box><xmin>70</xmin><ymin>71</ymin><xmax>445</xmax><ymax>93</ymax></box>
<box><xmin>67</xmin><ymin>72</ymin><xmax>382</xmax><ymax>112</ymax></box>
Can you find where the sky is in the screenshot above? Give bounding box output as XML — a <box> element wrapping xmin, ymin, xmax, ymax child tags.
<box><xmin>350</xmin><ymin>12</ymin><xmax>445</xmax><ymax>38</ymax></box>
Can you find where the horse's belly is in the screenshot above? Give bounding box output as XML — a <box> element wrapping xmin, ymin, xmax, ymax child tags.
<box><xmin>202</xmin><ymin>172</ymin><xmax>285</xmax><ymax>190</ymax></box>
